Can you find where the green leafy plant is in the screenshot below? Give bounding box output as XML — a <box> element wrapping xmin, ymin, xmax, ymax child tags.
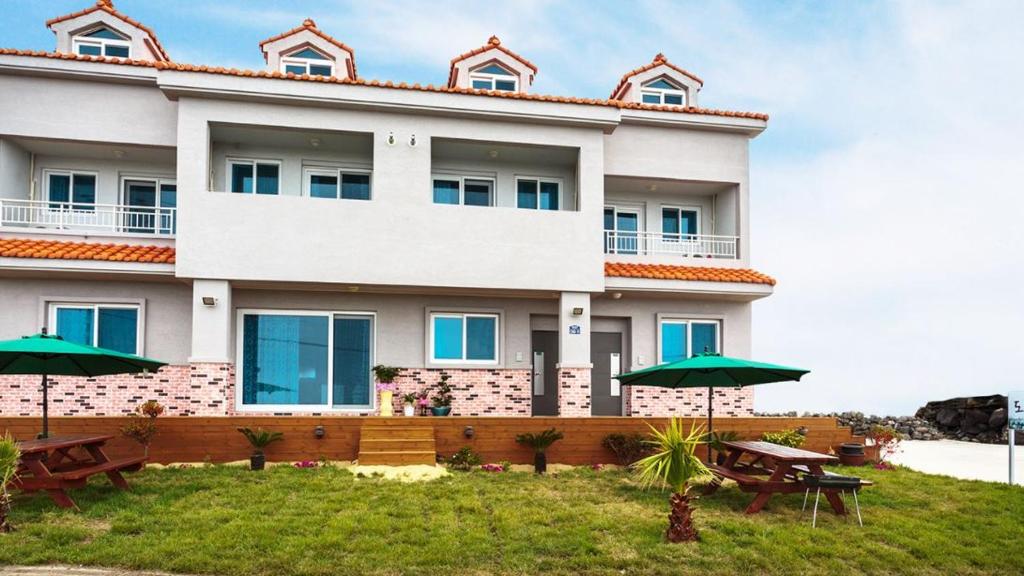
<box><xmin>761</xmin><ymin>429</ymin><xmax>806</xmax><ymax>448</ymax></box>
<box><xmin>602</xmin><ymin>433</ymin><xmax>650</xmax><ymax>466</ymax></box>
<box><xmin>402</xmin><ymin>392</ymin><xmax>418</xmax><ymax>405</ymax></box>
<box><xmin>372</xmin><ymin>365</ymin><xmax>402</xmax><ymax>384</ymax></box>
<box><xmin>515</xmin><ymin>428</ymin><xmax>564</xmax><ymax>453</ymax></box>
<box><xmin>446</xmin><ymin>446</ymin><xmax>481</xmax><ymax>471</ymax></box>
<box><xmin>0</xmin><ymin>432</ymin><xmax>20</xmax><ymax>533</ymax></box>
<box><xmin>706</xmin><ymin>430</ymin><xmax>741</xmax><ymax>464</ymax></box>
<box><xmin>432</xmin><ymin>373</ymin><xmax>454</xmax><ymax>408</ymax></box>
<box><xmin>633</xmin><ymin>419</ymin><xmax>710</xmax><ymax>543</ymax></box>
<box><xmin>236</xmin><ymin>427</ymin><xmax>284</xmax><ymax>455</ymax></box>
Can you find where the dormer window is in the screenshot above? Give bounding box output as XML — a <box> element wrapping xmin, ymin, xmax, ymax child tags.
<box><xmin>641</xmin><ymin>77</ymin><xmax>686</xmax><ymax>106</ymax></box>
<box><xmin>72</xmin><ymin>26</ymin><xmax>131</xmax><ymax>58</ymax></box>
<box><xmin>470</xmin><ymin>63</ymin><xmax>518</xmax><ymax>92</ymax></box>
<box><xmin>280</xmin><ymin>47</ymin><xmax>334</xmax><ymax>76</ymax></box>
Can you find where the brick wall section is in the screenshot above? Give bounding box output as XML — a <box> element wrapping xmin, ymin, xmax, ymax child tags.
<box><xmin>0</xmin><ymin>363</ymin><xmax>235</xmax><ymax>417</ymax></box>
<box><xmin>390</xmin><ymin>368</ymin><xmax>531</xmax><ymax>416</ymax></box>
<box><xmin>557</xmin><ymin>367</ymin><xmax>591</xmax><ymax>416</ymax></box>
<box><xmin>625</xmin><ymin>386</ymin><xmax>754</xmax><ymax>417</ymax></box>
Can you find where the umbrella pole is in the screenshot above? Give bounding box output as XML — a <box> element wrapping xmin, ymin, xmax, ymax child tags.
<box><xmin>41</xmin><ymin>373</ymin><xmax>49</xmax><ymax>439</ymax></box>
<box><xmin>706</xmin><ymin>385</ymin><xmax>713</xmax><ymax>464</ymax></box>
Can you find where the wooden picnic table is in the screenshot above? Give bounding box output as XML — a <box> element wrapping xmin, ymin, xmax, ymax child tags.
<box><xmin>13</xmin><ymin>434</ymin><xmax>146</xmax><ymax>509</ymax></box>
<box><xmin>703</xmin><ymin>440</ymin><xmax>846</xmax><ymax>515</ymax></box>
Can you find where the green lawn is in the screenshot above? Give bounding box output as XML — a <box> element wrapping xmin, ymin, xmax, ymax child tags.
<box><xmin>1</xmin><ymin>464</ymin><xmax>1022</xmax><ymax>576</ymax></box>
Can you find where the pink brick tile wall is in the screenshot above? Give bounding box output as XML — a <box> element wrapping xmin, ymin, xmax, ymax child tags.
<box><xmin>557</xmin><ymin>367</ymin><xmax>591</xmax><ymax>417</ymax></box>
<box><xmin>390</xmin><ymin>368</ymin><xmax>531</xmax><ymax>416</ymax></box>
<box><xmin>625</xmin><ymin>386</ymin><xmax>754</xmax><ymax>417</ymax></box>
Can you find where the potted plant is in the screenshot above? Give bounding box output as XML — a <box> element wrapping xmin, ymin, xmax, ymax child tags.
<box><xmin>706</xmin><ymin>430</ymin><xmax>741</xmax><ymax>465</ymax></box>
<box><xmin>372</xmin><ymin>365</ymin><xmax>402</xmax><ymax>417</ymax></box>
<box><xmin>633</xmin><ymin>419</ymin><xmax>710</xmax><ymax>543</ymax></box>
<box><xmin>515</xmin><ymin>428</ymin><xmax>564</xmax><ymax>474</ymax></box>
<box><xmin>401</xmin><ymin>392</ymin><xmax>418</xmax><ymax>417</ymax></box>
<box><xmin>120</xmin><ymin>399</ymin><xmax>164</xmax><ymax>461</ymax></box>
<box><xmin>237</xmin><ymin>427</ymin><xmax>283</xmax><ymax>471</ymax></box>
<box><xmin>417</xmin><ymin>389</ymin><xmax>431</xmax><ymax>416</ymax></box>
<box><xmin>0</xmin><ymin>432</ymin><xmax>20</xmax><ymax>533</ymax></box>
<box><xmin>431</xmin><ymin>373</ymin><xmax>454</xmax><ymax>416</ymax></box>
<box><xmin>866</xmin><ymin>425</ymin><xmax>903</xmax><ymax>466</ymax></box>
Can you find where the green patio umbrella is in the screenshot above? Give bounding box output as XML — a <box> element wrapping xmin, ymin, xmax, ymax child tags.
<box><xmin>0</xmin><ymin>330</ymin><xmax>167</xmax><ymax>438</ymax></box>
<box><xmin>618</xmin><ymin>352</ymin><xmax>809</xmax><ymax>461</ymax></box>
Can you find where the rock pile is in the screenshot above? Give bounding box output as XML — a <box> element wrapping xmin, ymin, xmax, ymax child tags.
<box><xmin>915</xmin><ymin>394</ymin><xmax>1008</xmax><ymax>444</ymax></box>
<box><xmin>752</xmin><ymin>411</ymin><xmax>943</xmax><ymax>440</ymax></box>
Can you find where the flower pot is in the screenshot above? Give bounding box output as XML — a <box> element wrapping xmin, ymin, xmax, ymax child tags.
<box><xmin>379</xmin><ymin>390</ymin><xmax>394</xmax><ymax>417</ymax></box>
<box><xmin>403</xmin><ymin>404</ymin><xmax>415</xmax><ymax>417</ymax></box>
<box><xmin>864</xmin><ymin>443</ymin><xmax>881</xmax><ymax>462</ymax></box>
<box><xmin>250</xmin><ymin>452</ymin><xmax>265</xmax><ymax>471</ymax></box>
<box><xmin>534</xmin><ymin>452</ymin><xmax>547</xmax><ymax>474</ymax></box>
<box><xmin>431</xmin><ymin>406</ymin><xmax>452</xmax><ymax>416</ymax></box>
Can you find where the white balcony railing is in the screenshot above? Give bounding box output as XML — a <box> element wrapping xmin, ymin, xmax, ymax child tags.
<box><xmin>0</xmin><ymin>199</ymin><xmax>176</xmax><ymax>236</ymax></box>
<box><xmin>604</xmin><ymin>231</ymin><xmax>739</xmax><ymax>259</ymax></box>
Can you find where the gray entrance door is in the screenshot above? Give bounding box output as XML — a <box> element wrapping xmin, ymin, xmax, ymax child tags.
<box><xmin>591</xmin><ymin>332</ymin><xmax>624</xmax><ymax>416</ymax></box>
<box><xmin>531</xmin><ymin>330</ymin><xmax>558</xmax><ymax>416</ymax></box>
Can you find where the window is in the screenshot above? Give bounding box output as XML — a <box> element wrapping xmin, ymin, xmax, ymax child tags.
<box><xmin>430</xmin><ymin>313</ymin><xmax>498</xmax><ymax>364</ymax></box>
<box><xmin>470</xmin><ymin>63</ymin><xmax>518</xmax><ymax>92</ymax></box>
<box><xmin>662</xmin><ymin>206</ymin><xmax>700</xmax><ymax>239</ymax></box>
<box><xmin>641</xmin><ymin>77</ymin><xmax>686</xmax><ymax>106</ymax></box>
<box><xmin>238</xmin><ymin>310</ymin><xmax>375</xmax><ymax>410</ymax></box>
<box><xmin>227</xmin><ymin>159</ymin><xmax>280</xmax><ymax>195</ymax></box>
<box><xmin>122</xmin><ymin>177</ymin><xmax>177</xmax><ymax>234</ymax></box>
<box><xmin>50</xmin><ymin>303</ymin><xmax>140</xmax><ymax>355</ymax></box>
<box><xmin>604</xmin><ymin>205</ymin><xmax>640</xmax><ymax>254</ymax></box>
<box><xmin>432</xmin><ymin>176</ymin><xmax>494</xmax><ymax>206</ymax></box>
<box><xmin>72</xmin><ymin>27</ymin><xmax>131</xmax><ymax>58</ymax></box>
<box><xmin>659</xmin><ymin>319</ymin><xmax>719</xmax><ymax>364</ymax></box>
<box><xmin>304</xmin><ymin>168</ymin><xmax>371</xmax><ymax>200</ymax></box>
<box><xmin>516</xmin><ymin>178</ymin><xmax>560</xmax><ymax>210</ymax></box>
<box><xmin>280</xmin><ymin>47</ymin><xmax>335</xmax><ymax>76</ymax></box>
<box><xmin>44</xmin><ymin>170</ymin><xmax>96</xmax><ymax>211</ymax></box>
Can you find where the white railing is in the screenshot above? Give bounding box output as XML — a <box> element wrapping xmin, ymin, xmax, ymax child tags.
<box><xmin>0</xmin><ymin>199</ymin><xmax>176</xmax><ymax>236</ymax></box>
<box><xmin>604</xmin><ymin>231</ymin><xmax>739</xmax><ymax>259</ymax></box>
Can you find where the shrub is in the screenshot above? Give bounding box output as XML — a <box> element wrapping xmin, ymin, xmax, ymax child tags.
<box><xmin>446</xmin><ymin>446</ymin><xmax>481</xmax><ymax>471</ymax></box>
<box><xmin>761</xmin><ymin>429</ymin><xmax>806</xmax><ymax>448</ymax></box>
<box><xmin>236</xmin><ymin>427</ymin><xmax>284</xmax><ymax>455</ymax></box>
<box><xmin>0</xmin><ymin>432</ymin><xmax>19</xmax><ymax>533</ymax></box>
<box><xmin>371</xmin><ymin>365</ymin><xmax>402</xmax><ymax>384</ymax></box>
<box><xmin>121</xmin><ymin>400</ymin><xmax>163</xmax><ymax>458</ymax></box>
<box><xmin>867</xmin><ymin>425</ymin><xmax>904</xmax><ymax>464</ymax></box>
<box><xmin>602</xmin><ymin>433</ymin><xmax>649</xmax><ymax>466</ymax></box>
<box><xmin>432</xmin><ymin>373</ymin><xmax>454</xmax><ymax>408</ymax></box>
<box><xmin>515</xmin><ymin>428</ymin><xmax>564</xmax><ymax>453</ymax></box>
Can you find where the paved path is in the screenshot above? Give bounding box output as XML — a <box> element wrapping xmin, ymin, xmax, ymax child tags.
<box><xmin>0</xmin><ymin>567</ymin><xmax>193</xmax><ymax>576</ymax></box>
<box><xmin>891</xmin><ymin>439</ymin><xmax>1023</xmax><ymax>485</ymax></box>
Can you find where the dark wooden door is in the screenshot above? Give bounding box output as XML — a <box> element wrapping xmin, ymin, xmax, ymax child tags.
<box><xmin>591</xmin><ymin>332</ymin><xmax>623</xmax><ymax>416</ymax></box>
<box><xmin>531</xmin><ymin>330</ymin><xmax>558</xmax><ymax>416</ymax></box>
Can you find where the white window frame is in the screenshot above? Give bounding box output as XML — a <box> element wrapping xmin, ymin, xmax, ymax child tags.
<box><xmin>42</xmin><ymin>169</ymin><xmax>99</xmax><ymax>208</ymax></box>
<box><xmin>48</xmin><ymin>302</ymin><xmax>143</xmax><ymax>356</ymax></box>
<box><xmin>656</xmin><ymin>318</ymin><xmax>721</xmax><ymax>365</ymax></box>
<box><xmin>429</xmin><ymin>312</ymin><xmax>500</xmax><ymax>365</ymax></box>
<box><xmin>661</xmin><ymin>204</ymin><xmax>702</xmax><ymax>237</ymax></box>
<box><xmin>119</xmin><ymin>175</ymin><xmax>177</xmax><ymax>208</ymax></box>
<box><xmin>640</xmin><ymin>78</ymin><xmax>687</xmax><ymax>106</ymax></box>
<box><xmin>303</xmin><ymin>167</ymin><xmax>373</xmax><ymax>200</ymax></box>
<box><xmin>225</xmin><ymin>158</ymin><xmax>282</xmax><ymax>195</ymax></box>
<box><xmin>515</xmin><ymin>176</ymin><xmax>563</xmax><ymax>210</ymax></box>
<box><xmin>431</xmin><ymin>174</ymin><xmax>496</xmax><ymax>207</ymax></box>
<box><xmin>234</xmin><ymin>308</ymin><xmax>378</xmax><ymax>413</ymax></box>
<box><xmin>604</xmin><ymin>204</ymin><xmax>643</xmax><ymax>253</ymax></box>
<box><xmin>469</xmin><ymin>66</ymin><xmax>518</xmax><ymax>92</ymax></box>
<box><xmin>72</xmin><ymin>28</ymin><xmax>131</xmax><ymax>59</ymax></box>
<box><xmin>280</xmin><ymin>55</ymin><xmax>335</xmax><ymax>77</ymax></box>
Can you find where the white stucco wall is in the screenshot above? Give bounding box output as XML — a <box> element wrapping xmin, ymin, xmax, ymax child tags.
<box><xmin>0</xmin><ymin>138</ymin><xmax>30</xmax><ymax>200</ymax></box>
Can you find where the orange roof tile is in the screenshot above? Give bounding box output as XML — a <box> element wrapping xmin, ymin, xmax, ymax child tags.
<box><xmin>0</xmin><ymin>238</ymin><xmax>175</xmax><ymax>264</ymax></box>
<box><xmin>605</xmin><ymin>262</ymin><xmax>775</xmax><ymax>286</ymax></box>
<box><xmin>46</xmin><ymin>0</ymin><xmax>170</xmax><ymax>62</ymax></box>
<box><xmin>258</xmin><ymin>18</ymin><xmax>358</xmax><ymax>78</ymax></box>
<box><xmin>610</xmin><ymin>53</ymin><xmax>703</xmax><ymax>100</ymax></box>
<box><xmin>447</xmin><ymin>36</ymin><xmax>538</xmax><ymax>88</ymax></box>
<box><xmin>0</xmin><ymin>49</ymin><xmax>769</xmax><ymax>121</ymax></box>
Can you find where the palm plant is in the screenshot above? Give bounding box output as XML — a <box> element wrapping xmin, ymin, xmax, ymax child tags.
<box><xmin>237</xmin><ymin>427</ymin><xmax>284</xmax><ymax>471</ymax></box>
<box><xmin>633</xmin><ymin>419</ymin><xmax>710</xmax><ymax>542</ymax></box>
<box><xmin>515</xmin><ymin>428</ymin><xmax>564</xmax><ymax>474</ymax></box>
<box><xmin>0</xmin><ymin>432</ymin><xmax>21</xmax><ymax>533</ymax></box>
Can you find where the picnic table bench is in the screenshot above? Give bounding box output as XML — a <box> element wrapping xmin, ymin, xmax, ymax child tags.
<box><xmin>704</xmin><ymin>440</ymin><xmax>855</xmax><ymax>515</ymax></box>
<box><xmin>12</xmin><ymin>434</ymin><xmax>146</xmax><ymax>509</ymax></box>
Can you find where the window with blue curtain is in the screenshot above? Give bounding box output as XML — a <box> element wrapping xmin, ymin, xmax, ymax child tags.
<box><xmin>466</xmin><ymin>316</ymin><xmax>496</xmax><ymax>361</ymax></box>
<box><xmin>256</xmin><ymin>163</ymin><xmax>279</xmax><ymax>195</ymax></box>
<box><xmin>230</xmin><ymin>163</ymin><xmax>253</xmax><ymax>193</ymax></box>
<box><xmin>642</xmin><ymin>93</ymin><xmax>660</xmax><ymax>104</ymax></box>
<box><xmin>691</xmin><ymin>322</ymin><xmax>718</xmax><ymax>356</ymax></box>
<box><xmin>77</xmin><ymin>44</ymin><xmax>102</xmax><ymax>56</ymax></box>
<box><xmin>644</xmin><ymin>78</ymin><xmax>679</xmax><ymax>90</ymax></box>
<box><xmin>55</xmin><ymin>308</ymin><xmax>94</xmax><ymax>347</ymax></box>
<box><xmin>663</xmin><ymin>208</ymin><xmax>698</xmax><ymax>238</ymax></box>
<box><xmin>160</xmin><ymin>184</ymin><xmax>177</xmax><ymax>234</ymax></box>
<box><xmin>494</xmin><ymin>79</ymin><xmax>516</xmax><ymax>91</ymax></box>
<box><xmin>72</xmin><ymin>174</ymin><xmax>96</xmax><ymax>210</ymax></box>
<box><xmin>660</xmin><ymin>321</ymin><xmax>687</xmax><ymax>364</ymax></box>
<box><xmin>48</xmin><ymin>174</ymin><xmax>71</xmax><ymax>208</ymax></box>
<box><xmin>340</xmin><ymin>174</ymin><xmax>370</xmax><ymax>200</ymax></box>
<box><xmin>241</xmin><ymin>314</ymin><xmax>328</xmax><ymax>406</ymax></box>
<box><xmin>517</xmin><ymin>180</ymin><xmax>538</xmax><ymax>209</ymax></box>
<box><xmin>309</xmin><ymin>173</ymin><xmax>338</xmax><ymax>198</ymax></box>
<box><xmin>285</xmin><ymin>64</ymin><xmax>306</xmax><ymax>75</ymax></box>
<box><xmin>309</xmin><ymin>64</ymin><xmax>333</xmax><ymax>76</ymax></box>
<box><xmin>333</xmin><ymin>316</ymin><xmax>373</xmax><ymax>407</ymax></box>
<box><xmin>432</xmin><ymin>316</ymin><xmax>463</xmax><ymax>360</ymax></box>
<box><xmin>476</xmin><ymin>63</ymin><xmax>512</xmax><ymax>75</ymax></box>
<box><xmin>289</xmin><ymin>48</ymin><xmax>328</xmax><ymax>60</ymax></box>
<box><xmin>85</xmin><ymin>27</ymin><xmax>124</xmax><ymax>40</ymax></box>
<box><xmin>104</xmin><ymin>44</ymin><xmax>129</xmax><ymax>58</ymax></box>
<box><xmin>54</xmin><ymin>305</ymin><xmax>138</xmax><ymax>354</ymax></box>
<box><xmin>433</xmin><ymin>180</ymin><xmax>460</xmax><ymax>204</ymax></box>
<box><xmin>539</xmin><ymin>182</ymin><xmax>559</xmax><ymax>210</ymax></box>
<box><xmin>463</xmin><ymin>180</ymin><xmax>492</xmax><ymax>206</ymax></box>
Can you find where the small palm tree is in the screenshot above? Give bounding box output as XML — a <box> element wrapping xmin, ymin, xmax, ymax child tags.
<box><xmin>0</xmin><ymin>432</ymin><xmax>21</xmax><ymax>533</ymax></box>
<box><xmin>633</xmin><ymin>419</ymin><xmax>710</xmax><ymax>542</ymax></box>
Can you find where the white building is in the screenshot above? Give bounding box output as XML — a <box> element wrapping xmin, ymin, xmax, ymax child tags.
<box><xmin>0</xmin><ymin>1</ymin><xmax>775</xmax><ymax>418</ymax></box>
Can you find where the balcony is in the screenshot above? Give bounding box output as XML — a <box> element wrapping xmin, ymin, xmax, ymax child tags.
<box><xmin>0</xmin><ymin>199</ymin><xmax>176</xmax><ymax>236</ymax></box>
<box><xmin>604</xmin><ymin>230</ymin><xmax>738</xmax><ymax>259</ymax></box>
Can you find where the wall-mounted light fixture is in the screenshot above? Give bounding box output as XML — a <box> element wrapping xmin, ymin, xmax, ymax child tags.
<box><xmin>488</xmin><ymin>149</ymin><xmax>499</xmax><ymax>159</ymax></box>
<box><xmin>201</xmin><ymin>296</ymin><xmax>217</xmax><ymax>307</ymax></box>
<box><xmin>610</xmin><ymin>292</ymin><xmax>623</xmax><ymax>300</ymax></box>
<box><xmin>409</xmin><ymin>134</ymin><xmax>417</xmax><ymax>147</ymax></box>
<box><xmin>463</xmin><ymin>426</ymin><xmax>475</xmax><ymax>439</ymax></box>
<box><xmin>309</xmin><ymin>137</ymin><xmax>321</xmax><ymax>148</ymax></box>
<box><xmin>386</xmin><ymin>132</ymin><xmax>396</xmax><ymax>146</ymax></box>
<box><xmin>313</xmin><ymin>425</ymin><xmax>326</xmax><ymax>439</ymax></box>
<box><xmin>571</xmin><ymin>307</ymin><xmax>584</xmax><ymax>316</ymax></box>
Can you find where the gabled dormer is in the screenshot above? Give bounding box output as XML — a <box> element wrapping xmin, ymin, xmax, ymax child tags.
<box><xmin>46</xmin><ymin>0</ymin><xmax>170</xmax><ymax>62</ymax></box>
<box><xmin>448</xmin><ymin>36</ymin><xmax>537</xmax><ymax>93</ymax></box>
<box><xmin>611</xmin><ymin>53</ymin><xmax>702</xmax><ymax>107</ymax></box>
<box><xmin>260</xmin><ymin>19</ymin><xmax>356</xmax><ymax>80</ymax></box>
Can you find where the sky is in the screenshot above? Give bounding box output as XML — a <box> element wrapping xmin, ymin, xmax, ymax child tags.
<box><xmin>2</xmin><ymin>0</ymin><xmax>1022</xmax><ymax>416</ymax></box>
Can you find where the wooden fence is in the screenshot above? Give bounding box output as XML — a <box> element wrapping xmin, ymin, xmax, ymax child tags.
<box><xmin>0</xmin><ymin>416</ymin><xmax>858</xmax><ymax>465</ymax></box>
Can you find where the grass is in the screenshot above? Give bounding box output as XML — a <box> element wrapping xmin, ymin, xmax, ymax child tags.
<box><xmin>1</xmin><ymin>464</ymin><xmax>1022</xmax><ymax>575</ymax></box>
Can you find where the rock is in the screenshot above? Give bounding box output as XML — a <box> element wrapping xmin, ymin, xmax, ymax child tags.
<box><xmin>936</xmin><ymin>408</ymin><xmax>961</xmax><ymax>428</ymax></box>
<box><xmin>989</xmin><ymin>408</ymin><xmax>1007</xmax><ymax>429</ymax></box>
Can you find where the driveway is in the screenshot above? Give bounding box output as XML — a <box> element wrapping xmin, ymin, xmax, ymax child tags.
<box><xmin>891</xmin><ymin>439</ymin><xmax>1023</xmax><ymax>485</ymax></box>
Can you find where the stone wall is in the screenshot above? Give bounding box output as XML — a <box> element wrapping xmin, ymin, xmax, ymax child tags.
<box><xmin>756</xmin><ymin>411</ymin><xmax>943</xmax><ymax>440</ymax></box>
<box><xmin>915</xmin><ymin>395</ymin><xmax>1008</xmax><ymax>443</ymax></box>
